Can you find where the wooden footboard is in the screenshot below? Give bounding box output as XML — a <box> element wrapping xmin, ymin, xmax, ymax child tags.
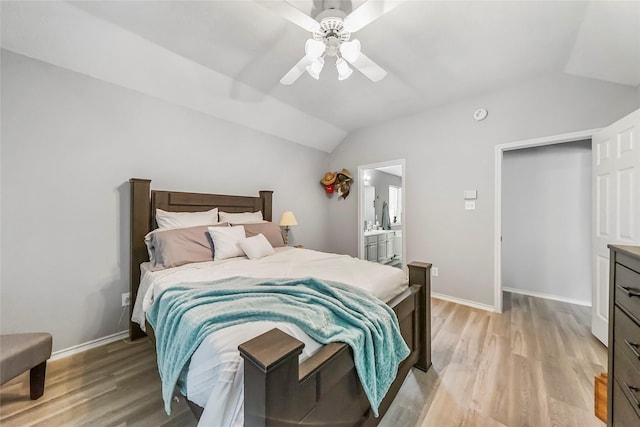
<box><xmin>238</xmin><ymin>262</ymin><xmax>431</xmax><ymax>426</ymax></box>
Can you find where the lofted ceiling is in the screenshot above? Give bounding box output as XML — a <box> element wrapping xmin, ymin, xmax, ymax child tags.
<box><xmin>2</xmin><ymin>1</ymin><xmax>639</xmax><ymax>152</ymax></box>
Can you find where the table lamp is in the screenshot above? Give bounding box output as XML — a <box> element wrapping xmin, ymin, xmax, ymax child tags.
<box><xmin>279</xmin><ymin>211</ymin><xmax>298</xmax><ymax>246</ymax></box>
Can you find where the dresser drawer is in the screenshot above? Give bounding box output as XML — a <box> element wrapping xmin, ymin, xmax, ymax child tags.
<box><xmin>614</xmin><ymin>334</ymin><xmax>640</xmax><ymax>420</ymax></box>
<box><xmin>615</xmin><ymin>263</ymin><xmax>640</xmax><ymax>318</ymax></box>
<box><xmin>613</xmin><ymin>379</ymin><xmax>640</xmax><ymax>426</ymax></box>
<box><xmin>614</xmin><ymin>306</ymin><xmax>640</xmax><ymax>372</ymax></box>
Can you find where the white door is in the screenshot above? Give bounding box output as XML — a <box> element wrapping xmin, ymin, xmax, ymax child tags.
<box><xmin>592</xmin><ymin>109</ymin><xmax>640</xmax><ymax>345</ymax></box>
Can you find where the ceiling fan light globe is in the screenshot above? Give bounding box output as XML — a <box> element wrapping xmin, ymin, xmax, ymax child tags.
<box><xmin>336</xmin><ymin>58</ymin><xmax>353</xmax><ymax>80</ymax></box>
<box><xmin>339</xmin><ymin>39</ymin><xmax>361</xmax><ymax>62</ymax></box>
<box><xmin>338</xmin><ymin>68</ymin><xmax>353</xmax><ymax>81</ymax></box>
<box><xmin>306</xmin><ymin>57</ymin><xmax>325</xmax><ymax>79</ymax></box>
<box><xmin>305</xmin><ymin>39</ymin><xmax>326</xmax><ymax>61</ymax></box>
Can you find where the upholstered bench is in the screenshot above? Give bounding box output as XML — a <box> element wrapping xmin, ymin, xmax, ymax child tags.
<box><xmin>0</xmin><ymin>333</ymin><xmax>52</xmax><ymax>399</ymax></box>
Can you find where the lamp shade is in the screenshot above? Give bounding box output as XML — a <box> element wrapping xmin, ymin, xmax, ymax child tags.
<box><xmin>305</xmin><ymin>39</ymin><xmax>326</xmax><ymax>61</ymax></box>
<box><xmin>339</xmin><ymin>39</ymin><xmax>361</xmax><ymax>63</ymax></box>
<box><xmin>279</xmin><ymin>211</ymin><xmax>298</xmax><ymax>227</ymax></box>
<box><xmin>306</xmin><ymin>57</ymin><xmax>324</xmax><ymax>79</ymax></box>
<box><xmin>336</xmin><ymin>58</ymin><xmax>353</xmax><ymax>80</ymax></box>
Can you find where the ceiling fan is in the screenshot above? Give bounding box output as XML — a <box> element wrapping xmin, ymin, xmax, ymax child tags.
<box><xmin>258</xmin><ymin>0</ymin><xmax>404</xmax><ymax>85</ymax></box>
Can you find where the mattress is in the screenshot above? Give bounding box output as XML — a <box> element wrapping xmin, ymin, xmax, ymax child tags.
<box><xmin>132</xmin><ymin>247</ymin><xmax>408</xmax><ymax>426</ymax></box>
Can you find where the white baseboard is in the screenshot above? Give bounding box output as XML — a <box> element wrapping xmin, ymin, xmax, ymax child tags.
<box><xmin>51</xmin><ymin>330</ymin><xmax>128</xmax><ymax>361</ymax></box>
<box><xmin>431</xmin><ymin>292</ymin><xmax>496</xmax><ymax>312</ymax></box>
<box><xmin>503</xmin><ymin>287</ymin><xmax>591</xmax><ymax>307</ymax></box>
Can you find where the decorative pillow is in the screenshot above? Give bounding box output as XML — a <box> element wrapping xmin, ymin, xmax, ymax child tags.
<box><xmin>155</xmin><ymin>207</ymin><xmax>219</xmax><ymax>229</ymax></box>
<box><xmin>239</xmin><ymin>222</ymin><xmax>285</xmax><ymax>248</ymax></box>
<box><xmin>208</xmin><ymin>225</ymin><xmax>247</xmax><ymax>260</ymax></box>
<box><xmin>238</xmin><ymin>234</ymin><xmax>275</xmax><ymax>260</ymax></box>
<box><xmin>218</xmin><ymin>211</ymin><xmax>263</xmax><ymax>224</ymax></box>
<box><xmin>145</xmin><ymin>223</ymin><xmax>228</xmax><ymax>270</ymax></box>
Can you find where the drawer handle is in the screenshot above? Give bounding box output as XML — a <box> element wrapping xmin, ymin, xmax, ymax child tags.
<box><xmin>624</xmin><ymin>383</ymin><xmax>640</xmax><ymax>410</ymax></box>
<box><xmin>617</xmin><ymin>285</ymin><xmax>640</xmax><ymax>298</ymax></box>
<box><xmin>625</xmin><ymin>340</ymin><xmax>640</xmax><ymax>361</ymax></box>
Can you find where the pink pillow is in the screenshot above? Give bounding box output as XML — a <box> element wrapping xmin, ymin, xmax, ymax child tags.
<box><xmin>145</xmin><ymin>223</ymin><xmax>228</xmax><ymax>270</ymax></box>
<box><xmin>238</xmin><ymin>222</ymin><xmax>285</xmax><ymax>247</ymax></box>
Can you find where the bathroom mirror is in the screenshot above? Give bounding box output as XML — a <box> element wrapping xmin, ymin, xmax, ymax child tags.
<box><xmin>357</xmin><ymin>160</ymin><xmax>405</xmax><ymax>269</ymax></box>
<box><xmin>363</xmin><ymin>185</ymin><xmax>375</xmax><ymax>227</ymax></box>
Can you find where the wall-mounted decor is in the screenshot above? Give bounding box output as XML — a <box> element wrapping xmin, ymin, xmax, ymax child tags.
<box><xmin>320</xmin><ymin>169</ymin><xmax>353</xmax><ymax>199</ymax></box>
<box><xmin>320</xmin><ymin>171</ymin><xmax>337</xmax><ymax>194</ymax></box>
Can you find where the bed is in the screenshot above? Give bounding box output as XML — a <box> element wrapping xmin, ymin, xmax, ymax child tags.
<box><xmin>128</xmin><ymin>178</ymin><xmax>432</xmax><ymax>426</ymax></box>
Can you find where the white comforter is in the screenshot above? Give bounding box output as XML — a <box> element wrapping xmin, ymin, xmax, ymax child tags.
<box><xmin>132</xmin><ymin>247</ymin><xmax>408</xmax><ymax>427</ymax></box>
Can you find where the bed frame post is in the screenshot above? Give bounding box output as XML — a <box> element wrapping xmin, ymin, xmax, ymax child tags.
<box><xmin>129</xmin><ymin>178</ymin><xmax>152</xmax><ymax>341</ymax></box>
<box><xmin>238</xmin><ymin>328</ymin><xmax>307</xmax><ymax>426</ymax></box>
<box><xmin>408</xmin><ymin>261</ymin><xmax>432</xmax><ymax>371</ymax></box>
<box><xmin>259</xmin><ymin>190</ymin><xmax>273</xmax><ymax>222</ymax></box>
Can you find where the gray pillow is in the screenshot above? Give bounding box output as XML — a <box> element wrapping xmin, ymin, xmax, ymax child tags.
<box><xmin>238</xmin><ymin>222</ymin><xmax>285</xmax><ymax>248</ymax></box>
<box><xmin>146</xmin><ymin>223</ymin><xmax>228</xmax><ymax>270</ymax></box>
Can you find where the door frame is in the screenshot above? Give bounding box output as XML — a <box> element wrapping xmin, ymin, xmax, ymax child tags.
<box><xmin>357</xmin><ymin>159</ymin><xmax>406</xmax><ymax>265</ymax></box>
<box><xmin>493</xmin><ymin>128</ymin><xmax>600</xmax><ymax>313</ymax></box>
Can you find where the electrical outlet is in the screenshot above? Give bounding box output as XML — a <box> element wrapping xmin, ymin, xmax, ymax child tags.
<box><xmin>431</xmin><ymin>267</ymin><xmax>439</xmax><ymax>277</ymax></box>
<box><xmin>122</xmin><ymin>292</ymin><xmax>130</xmax><ymax>307</ymax></box>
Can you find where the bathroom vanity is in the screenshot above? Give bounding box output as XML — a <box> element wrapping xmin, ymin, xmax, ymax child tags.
<box><xmin>364</xmin><ymin>230</ymin><xmax>395</xmax><ymax>264</ymax></box>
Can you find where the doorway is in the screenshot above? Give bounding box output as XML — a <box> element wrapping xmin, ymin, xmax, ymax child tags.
<box><xmin>357</xmin><ymin>159</ymin><xmax>406</xmax><ymax>269</ymax></box>
<box><xmin>501</xmin><ymin>140</ymin><xmax>592</xmax><ymax>307</ymax></box>
<box><xmin>496</xmin><ymin>110</ymin><xmax>640</xmax><ymax>345</ymax></box>
<box><xmin>494</xmin><ymin>129</ymin><xmax>600</xmax><ymax>313</ymax></box>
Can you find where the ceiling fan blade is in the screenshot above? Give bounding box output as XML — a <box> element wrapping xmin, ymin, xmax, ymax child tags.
<box><xmin>256</xmin><ymin>0</ymin><xmax>321</xmax><ymax>33</ymax></box>
<box><xmin>280</xmin><ymin>56</ymin><xmax>313</xmax><ymax>85</ymax></box>
<box><xmin>343</xmin><ymin>0</ymin><xmax>405</xmax><ymax>33</ymax></box>
<box><xmin>346</xmin><ymin>51</ymin><xmax>387</xmax><ymax>82</ymax></box>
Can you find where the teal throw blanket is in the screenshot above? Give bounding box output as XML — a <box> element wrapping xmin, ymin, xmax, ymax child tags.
<box><xmin>146</xmin><ymin>276</ymin><xmax>410</xmax><ymax>417</ymax></box>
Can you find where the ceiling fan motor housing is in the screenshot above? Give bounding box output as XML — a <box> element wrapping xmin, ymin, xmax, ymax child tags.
<box><xmin>313</xmin><ymin>17</ymin><xmax>351</xmax><ymax>56</ymax></box>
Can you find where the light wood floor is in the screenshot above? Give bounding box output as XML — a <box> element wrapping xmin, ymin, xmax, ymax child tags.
<box><xmin>0</xmin><ymin>292</ymin><xmax>607</xmax><ymax>427</ymax></box>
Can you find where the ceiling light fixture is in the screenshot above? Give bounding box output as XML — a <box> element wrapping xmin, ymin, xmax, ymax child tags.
<box><xmin>267</xmin><ymin>0</ymin><xmax>401</xmax><ymax>86</ymax></box>
<box><xmin>336</xmin><ymin>57</ymin><xmax>353</xmax><ymax>80</ymax></box>
<box><xmin>306</xmin><ymin>57</ymin><xmax>325</xmax><ymax>80</ymax></box>
<box><xmin>305</xmin><ymin>39</ymin><xmax>326</xmax><ymax>60</ymax></box>
<box><xmin>339</xmin><ymin>39</ymin><xmax>361</xmax><ymax>63</ymax></box>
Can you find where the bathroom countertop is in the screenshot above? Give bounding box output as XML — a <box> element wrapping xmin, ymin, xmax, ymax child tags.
<box><xmin>363</xmin><ymin>229</ymin><xmax>395</xmax><ymax>237</ymax></box>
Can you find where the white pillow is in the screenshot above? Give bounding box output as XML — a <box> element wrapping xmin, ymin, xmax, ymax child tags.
<box><xmin>238</xmin><ymin>233</ymin><xmax>275</xmax><ymax>260</ymax></box>
<box><xmin>218</xmin><ymin>211</ymin><xmax>263</xmax><ymax>224</ymax></box>
<box><xmin>156</xmin><ymin>207</ymin><xmax>219</xmax><ymax>229</ymax></box>
<box><xmin>208</xmin><ymin>225</ymin><xmax>246</xmax><ymax>260</ymax></box>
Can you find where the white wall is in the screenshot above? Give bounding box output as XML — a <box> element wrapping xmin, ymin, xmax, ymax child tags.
<box><xmin>0</xmin><ymin>1</ymin><xmax>347</xmax><ymax>152</ymax></box>
<box><xmin>502</xmin><ymin>140</ymin><xmax>591</xmax><ymax>305</ymax></box>
<box><xmin>0</xmin><ymin>50</ymin><xmax>330</xmax><ymax>351</ymax></box>
<box><xmin>328</xmin><ymin>72</ymin><xmax>639</xmax><ymax>308</ymax></box>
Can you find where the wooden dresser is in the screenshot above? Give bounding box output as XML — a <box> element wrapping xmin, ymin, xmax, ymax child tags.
<box><xmin>608</xmin><ymin>245</ymin><xmax>640</xmax><ymax>426</ymax></box>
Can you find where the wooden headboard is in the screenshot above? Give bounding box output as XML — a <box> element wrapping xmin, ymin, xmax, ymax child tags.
<box><xmin>129</xmin><ymin>178</ymin><xmax>273</xmax><ymax>340</ymax></box>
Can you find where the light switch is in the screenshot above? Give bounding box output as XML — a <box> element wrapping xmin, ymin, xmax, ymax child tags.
<box><xmin>465</xmin><ymin>201</ymin><xmax>476</xmax><ymax>210</ymax></box>
<box><xmin>464</xmin><ymin>190</ymin><xmax>477</xmax><ymax>200</ymax></box>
